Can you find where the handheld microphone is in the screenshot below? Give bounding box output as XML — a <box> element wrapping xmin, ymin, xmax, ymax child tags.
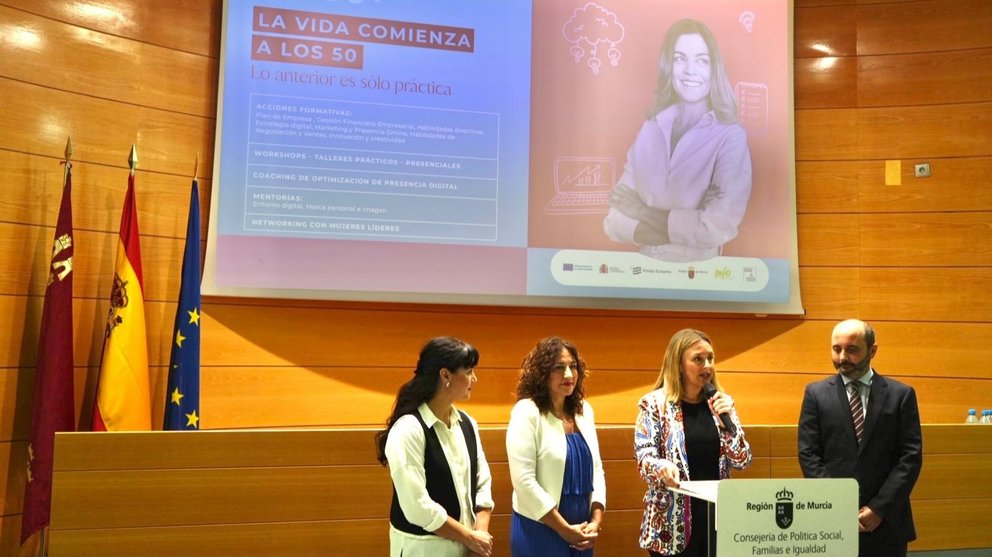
<box><xmin>701</xmin><ymin>383</ymin><xmax>737</xmax><ymax>436</ymax></box>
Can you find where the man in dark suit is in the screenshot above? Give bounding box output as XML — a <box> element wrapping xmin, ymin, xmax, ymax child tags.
<box><xmin>798</xmin><ymin>319</ymin><xmax>923</xmax><ymax>557</ymax></box>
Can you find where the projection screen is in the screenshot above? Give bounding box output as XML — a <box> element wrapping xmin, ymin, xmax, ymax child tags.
<box><xmin>203</xmin><ymin>0</ymin><xmax>802</xmax><ymax>314</ymax></box>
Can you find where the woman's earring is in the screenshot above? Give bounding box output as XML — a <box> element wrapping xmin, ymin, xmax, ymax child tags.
<box><xmin>445</xmin><ymin>382</ymin><xmax>451</xmax><ymax>388</ymax></box>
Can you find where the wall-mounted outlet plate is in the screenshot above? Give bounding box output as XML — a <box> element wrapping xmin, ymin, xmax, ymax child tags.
<box><xmin>915</xmin><ymin>163</ymin><xmax>931</xmax><ymax>178</ymax></box>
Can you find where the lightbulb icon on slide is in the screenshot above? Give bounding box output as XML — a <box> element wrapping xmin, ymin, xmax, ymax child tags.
<box><xmin>739</xmin><ymin>11</ymin><xmax>756</xmax><ymax>33</ymax></box>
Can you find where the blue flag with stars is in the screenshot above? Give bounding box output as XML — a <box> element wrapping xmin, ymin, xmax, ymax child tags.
<box><xmin>164</xmin><ymin>180</ymin><xmax>201</xmax><ymax>430</ymax></box>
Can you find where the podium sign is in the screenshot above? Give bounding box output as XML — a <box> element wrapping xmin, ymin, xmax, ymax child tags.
<box><xmin>716</xmin><ymin>478</ymin><xmax>858</xmax><ymax>556</ymax></box>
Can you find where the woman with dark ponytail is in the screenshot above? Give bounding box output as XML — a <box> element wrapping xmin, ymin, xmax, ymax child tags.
<box><xmin>375</xmin><ymin>337</ymin><xmax>495</xmax><ymax>557</ymax></box>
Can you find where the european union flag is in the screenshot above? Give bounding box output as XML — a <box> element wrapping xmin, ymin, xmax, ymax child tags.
<box><xmin>164</xmin><ymin>180</ymin><xmax>201</xmax><ymax>430</ymax></box>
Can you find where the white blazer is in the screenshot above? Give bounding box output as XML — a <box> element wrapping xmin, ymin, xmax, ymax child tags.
<box><xmin>506</xmin><ymin>398</ymin><xmax>607</xmax><ymax>521</ymax></box>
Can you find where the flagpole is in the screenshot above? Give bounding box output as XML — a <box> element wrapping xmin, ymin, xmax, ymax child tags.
<box><xmin>62</xmin><ymin>137</ymin><xmax>72</xmax><ymax>186</ymax></box>
<box><xmin>92</xmin><ymin>142</ymin><xmax>152</xmax><ymax>432</ymax></box>
<box><xmin>40</xmin><ymin>137</ymin><xmax>73</xmax><ymax>557</ymax></box>
<box><xmin>36</xmin><ymin>519</ymin><xmax>46</xmax><ymax>556</ymax></box>
<box><xmin>128</xmin><ymin>144</ymin><xmax>137</xmax><ymax>176</ymax></box>
<box><xmin>35</xmin><ymin>137</ymin><xmax>73</xmax><ymax>557</ymax></box>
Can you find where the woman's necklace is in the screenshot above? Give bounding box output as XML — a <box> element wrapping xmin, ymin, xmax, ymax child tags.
<box><xmin>555</xmin><ymin>410</ymin><xmax>575</xmax><ymax>433</ymax></box>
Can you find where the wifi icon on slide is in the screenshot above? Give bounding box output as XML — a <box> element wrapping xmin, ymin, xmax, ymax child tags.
<box><xmin>739</xmin><ymin>11</ymin><xmax>756</xmax><ymax>33</ymax></box>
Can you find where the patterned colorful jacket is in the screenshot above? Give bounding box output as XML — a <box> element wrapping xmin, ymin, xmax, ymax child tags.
<box><xmin>634</xmin><ymin>388</ymin><xmax>752</xmax><ymax>554</ymax></box>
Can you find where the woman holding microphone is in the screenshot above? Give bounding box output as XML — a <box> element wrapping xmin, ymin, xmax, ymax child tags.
<box><xmin>635</xmin><ymin>328</ymin><xmax>751</xmax><ymax>556</ymax></box>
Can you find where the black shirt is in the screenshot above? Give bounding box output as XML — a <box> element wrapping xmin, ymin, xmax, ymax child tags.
<box><xmin>682</xmin><ymin>399</ymin><xmax>720</xmax><ymax>482</ymax></box>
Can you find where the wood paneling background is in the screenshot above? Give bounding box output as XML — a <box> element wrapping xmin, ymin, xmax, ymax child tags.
<box><xmin>0</xmin><ymin>0</ymin><xmax>990</xmax><ymax>554</ymax></box>
<box><xmin>45</xmin><ymin>425</ymin><xmax>992</xmax><ymax>556</ymax></box>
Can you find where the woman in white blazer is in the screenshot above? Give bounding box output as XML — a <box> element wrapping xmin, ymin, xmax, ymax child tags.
<box><xmin>506</xmin><ymin>337</ymin><xmax>606</xmax><ymax>556</ymax></box>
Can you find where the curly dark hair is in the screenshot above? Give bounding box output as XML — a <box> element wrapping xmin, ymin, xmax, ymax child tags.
<box><xmin>515</xmin><ymin>336</ymin><xmax>586</xmax><ymax>418</ymax></box>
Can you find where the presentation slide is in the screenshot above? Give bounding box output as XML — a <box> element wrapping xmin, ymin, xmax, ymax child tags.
<box><xmin>203</xmin><ymin>0</ymin><xmax>802</xmax><ymax>314</ymax></box>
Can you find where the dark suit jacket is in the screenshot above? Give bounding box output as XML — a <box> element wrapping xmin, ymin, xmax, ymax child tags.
<box><xmin>798</xmin><ymin>371</ymin><xmax>923</xmax><ymax>545</ymax></box>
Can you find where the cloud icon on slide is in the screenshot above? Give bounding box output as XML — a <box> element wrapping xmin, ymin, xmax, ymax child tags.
<box><xmin>562</xmin><ymin>2</ymin><xmax>625</xmax><ymax>75</ymax></box>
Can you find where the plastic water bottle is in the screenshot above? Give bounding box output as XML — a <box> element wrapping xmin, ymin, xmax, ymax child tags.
<box><xmin>966</xmin><ymin>409</ymin><xmax>978</xmax><ymax>423</ymax></box>
<box><xmin>982</xmin><ymin>410</ymin><xmax>992</xmax><ymax>424</ymax></box>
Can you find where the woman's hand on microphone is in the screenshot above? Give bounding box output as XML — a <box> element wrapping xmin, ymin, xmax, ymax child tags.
<box><xmin>707</xmin><ymin>391</ymin><xmax>733</xmax><ymax>420</ymax></box>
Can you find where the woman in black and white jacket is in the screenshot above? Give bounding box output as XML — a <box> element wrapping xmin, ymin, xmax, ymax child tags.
<box><xmin>376</xmin><ymin>337</ymin><xmax>495</xmax><ymax>557</ymax></box>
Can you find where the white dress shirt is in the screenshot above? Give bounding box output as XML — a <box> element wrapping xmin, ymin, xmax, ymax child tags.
<box><xmin>385</xmin><ymin>403</ymin><xmax>494</xmax><ymax>557</ymax></box>
<box><xmin>842</xmin><ymin>368</ymin><xmax>874</xmax><ymax>414</ymax></box>
<box><xmin>603</xmin><ymin>105</ymin><xmax>753</xmax><ymax>262</ymax></box>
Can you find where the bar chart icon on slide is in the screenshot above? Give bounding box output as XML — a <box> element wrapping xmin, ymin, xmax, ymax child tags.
<box><xmin>545</xmin><ymin>157</ymin><xmax>615</xmax><ymax>215</ymax></box>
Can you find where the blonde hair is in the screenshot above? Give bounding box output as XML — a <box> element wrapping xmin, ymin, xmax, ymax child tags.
<box><xmin>653</xmin><ymin>328</ymin><xmax>723</xmax><ymax>403</ymax></box>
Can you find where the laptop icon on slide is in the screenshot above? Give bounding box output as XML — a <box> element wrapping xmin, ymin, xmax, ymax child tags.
<box><xmin>545</xmin><ymin>157</ymin><xmax>615</xmax><ymax>215</ymax></box>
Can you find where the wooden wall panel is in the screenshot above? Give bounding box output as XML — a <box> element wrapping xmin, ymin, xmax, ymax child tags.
<box><xmin>797</xmin><ymin>157</ymin><xmax>992</xmax><ymax>214</ymax></box>
<box><xmin>797</xmin><ymin>213</ymin><xmax>861</xmax><ymax>266</ymax></box>
<box><xmin>794</xmin><ymin>1</ymin><xmax>859</xmax><ymax>11</ymax></box>
<box><xmin>3</xmin><ymin>300</ymin><xmax>992</xmax><ymax>429</ymax></box>
<box><xmin>52</xmin><ymin>466</ymin><xmax>394</xmax><ymax>528</ymax></box>
<box><xmin>795</xmin><ymin>161</ymin><xmax>862</xmax><ymax>213</ymax></box>
<box><xmin>914</xmin><ymin>454</ymin><xmax>992</xmax><ymax>499</ymax></box>
<box><xmin>857</xmin><ymin>0</ymin><xmax>992</xmax><ymax>56</ymax></box>
<box><xmin>48</xmin><ymin>520</ymin><xmax>389</xmax><ymax>557</ymax></box>
<box><xmin>794</xmin><ymin>5</ymin><xmax>857</xmax><ymax>58</ymax></box>
<box><xmin>0</xmin><ymin>442</ymin><xmax>24</xmax><ymax>517</ymax></box>
<box><xmin>770</xmin><ymin>418</ymin><xmax>992</xmax><ymax>457</ymax></box>
<box><xmin>913</xmin><ymin>499</ymin><xmax>992</xmax><ymax>551</ymax></box>
<box><xmin>859</xmin><ymin>267</ymin><xmax>992</xmax><ymax>321</ymax></box>
<box><xmin>0</xmin><ymin>296</ymin><xmax>177</xmax><ymax>369</ymax></box>
<box><xmin>794</xmin><ymin>56</ymin><xmax>858</xmax><ymax>109</ymax></box>
<box><xmin>798</xmin><ymin>103</ymin><xmax>992</xmax><ymax>160</ymax></box>
<box><xmin>0</xmin><ymin>150</ymin><xmax>212</xmax><ymax>235</ymax></box>
<box><xmin>0</xmin><ymin>514</ymin><xmax>35</xmax><ymax>557</ymax></box>
<box><xmin>0</xmin><ymin>366</ymin><xmax>114</xmax><ymax>441</ymax></box>
<box><xmin>796</xmin><ymin>267</ymin><xmax>863</xmax><ymax>316</ymax></box>
<box><xmin>194</xmin><ymin>367</ymin><xmax>992</xmax><ymax>428</ymax></box>
<box><xmin>197</xmin><ymin>302</ymin><xmax>992</xmax><ymax>374</ymax></box>
<box><xmin>0</xmin><ymin>78</ymin><xmax>213</xmax><ymax>177</ymax></box>
<box><xmin>8</xmin><ymin>360</ymin><xmax>984</xmax><ymax>451</ymax></box>
<box><xmin>0</xmin><ymin>224</ymin><xmax>186</xmax><ymax>302</ymax></box>
<box><xmin>2</xmin><ymin>298</ymin><xmax>966</xmax><ymax>380</ymax></box>
<box><xmin>45</xmin><ymin>500</ymin><xmax>992</xmax><ymax>557</ymax></box>
<box><xmin>0</xmin><ymin>364</ymin><xmax>947</xmax><ymax>434</ymax></box>
<box><xmin>795</xmin><ymin>108</ymin><xmax>859</xmax><ymax>160</ymax></box>
<box><xmin>858</xmin><ymin>48</ymin><xmax>992</xmax><ymax>107</ymax></box>
<box><xmin>1</xmin><ymin>0</ymin><xmax>221</xmax><ymax>57</ymax></box>
<box><xmin>858</xmin><ymin>212</ymin><xmax>992</xmax><ymax>266</ymax></box>
<box><xmin>0</xmin><ymin>6</ymin><xmax>217</xmax><ymax>117</ymax></box>
<box><xmin>857</xmin><ymin>103</ymin><xmax>992</xmax><ymax>160</ymax></box>
<box><xmin>856</xmin><ymin>156</ymin><xmax>992</xmax><ymax>212</ymax></box>
<box><xmin>800</xmin><ymin>266</ymin><xmax>992</xmax><ymax>322</ymax></box>
<box><xmin>799</xmin><ymin>212</ymin><xmax>992</xmax><ymax>267</ymax></box>
<box><xmin>45</xmin><ymin>426</ymin><xmax>992</xmax><ymax>556</ymax></box>
<box><xmin>1</xmin><ymin>0</ymin><xmax>990</xmax><ymax>553</ymax></box>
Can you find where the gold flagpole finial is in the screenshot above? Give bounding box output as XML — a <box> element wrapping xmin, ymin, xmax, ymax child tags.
<box><xmin>62</xmin><ymin>137</ymin><xmax>73</xmax><ymax>186</ymax></box>
<box><xmin>128</xmin><ymin>144</ymin><xmax>138</xmax><ymax>176</ymax></box>
<box><xmin>193</xmin><ymin>152</ymin><xmax>199</xmax><ymax>182</ymax></box>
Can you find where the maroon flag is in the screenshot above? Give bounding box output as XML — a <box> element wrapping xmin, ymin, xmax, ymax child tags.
<box><xmin>21</xmin><ymin>163</ymin><xmax>76</xmax><ymax>543</ymax></box>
